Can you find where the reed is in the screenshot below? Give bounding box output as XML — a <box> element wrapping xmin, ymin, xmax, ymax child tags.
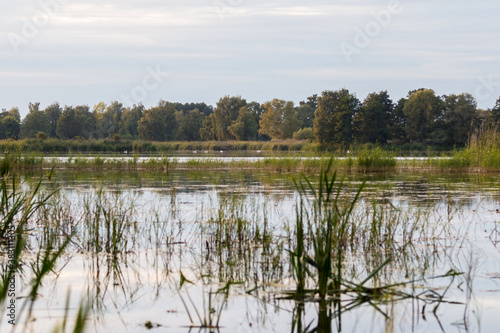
<box><xmin>356</xmin><ymin>146</ymin><xmax>397</xmax><ymax>171</ymax></box>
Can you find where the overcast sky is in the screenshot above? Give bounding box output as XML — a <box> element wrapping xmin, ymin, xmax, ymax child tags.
<box><xmin>1</xmin><ymin>0</ymin><xmax>499</xmax><ymax>116</ymax></box>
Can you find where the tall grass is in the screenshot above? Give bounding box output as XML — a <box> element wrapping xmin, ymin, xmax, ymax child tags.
<box><xmin>356</xmin><ymin>146</ymin><xmax>396</xmax><ymax>171</ymax></box>
<box><xmin>0</xmin><ymin>163</ymin><xmax>89</xmax><ymax>332</ymax></box>
<box><xmin>287</xmin><ymin>158</ymin><xmax>463</xmax><ymax>324</ymax></box>
<box><xmin>292</xmin><ymin>159</ymin><xmax>364</xmax><ymax>299</ymax></box>
<box><xmin>463</xmin><ymin>125</ymin><xmax>500</xmax><ymax>169</ymax></box>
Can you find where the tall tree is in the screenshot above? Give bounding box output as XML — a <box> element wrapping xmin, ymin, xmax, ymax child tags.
<box><xmin>259</xmin><ymin>99</ymin><xmax>302</xmax><ymax>140</ymax></box>
<box><xmin>353</xmin><ymin>91</ymin><xmax>393</xmax><ymax>144</ymax></box>
<box><xmin>21</xmin><ymin>102</ymin><xmax>50</xmax><ymax>138</ymax></box>
<box><xmin>443</xmin><ymin>93</ymin><xmax>478</xmax><ymax>146</ymax></box>
<box><xmin>200</xmin><ymin>113</ymin><xmax>217</xmax><ymax>141</ymax></box>
<box><xmin>213</xmin><ymin>96</ymin><xmax>247</xmax><ymax>141</ymax></box>
<box><xmin>95</xmin><ymin>101</ymin><xmax>124</xmax><ymax>139</ymax></box>
<box><xmin>228</xmin><ymin>106</ymin><xmax>259</xmax><ymax>141</ymax></box>
<box><xmin>120</xmin><ymin>104</ymin><xmax>143</xmax><ymax>139</ymax></box>
<box><xmin>388</xmin><ymin>98</ymin><xmax>407</xmax><ymax>143</ymax></box>
<box><xmin>176</xmin><ymin>108</ymin><xmax>206</xmax><ymax>141</ymax></box>
<box><xmin>492</xmin><ymin>97</ymin><xmax>500</xmax><ymax>124</ymax></box>
<box><xmin>137</xmin><ymin>100</ymin><xmax>177</xmax><ymax>141</ymax></box>
<box><xmin>1</xmin><ymin>115</ymin><xmax>20</xmax><ymax>139</ymax></box>
<box><xmin>56</xmin><ymin>105</ymin><xmax>95</xmax><ymax>139</ymax></box>
<box><xmin>403</xmin><ymin>89</ymin><xmax>444</xmax><ymax>143</ymax></box>
<box><xmin>296</xmin><ymin>103</ymin><xmax>315</xmax><ymax>129</ymax></box>
<box><xmin>313</xmin><ymin>89</ymin><xmax>360</xmax><ymax>145</ymax></box>
<box><xmin>44</xmin><ymin>103</ymin><xmax>62</xmax><ymax>138</ymax></box>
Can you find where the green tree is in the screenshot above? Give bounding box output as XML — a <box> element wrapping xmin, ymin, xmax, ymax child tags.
<box><xmin>20</xmin><ymin>102</ymin><xmax>49</xmax><ymax>138</ymax></box>
<box><xmin>120</xmin><ymin>104</ymin><xmax>143</xmax><ymax>139</ymax></box>
<box><xmin>313</xmin><ymin>89</ymin><xmax>360</xmax><ymax>145</ymax></box>
<box><xmin>173</xmin><ymin>102</ymin><xmax>213</xmax><ymax>116</ymax></box>
<box><xmin>213</xmin><ymin>96</ymin><xmax>247</xmax><ymax>140</ymax></box>
<box><xmin>137</xmin><ymin>101</ymin><xmax>177</xmax><ymax>141</ymax></box>
<box><xmin>176</xmin><ymin>109</ymin><xmax>206</xmax><ymax>141</ymax></box>
<box><xmin>228</xmin><ymin>106</ymin><xmax>259</xmax><ymax>141</ymax></box>
<box><xmin>7</xmin><ymin>107</ymin><xmax>21</xmax><ymax>122</ymax></box>
<box><xmin>44</xmin><ymin>103</ymin><xmax>62</xmax><ymax>138</ymax></box>
<box><xmin>56</xmin><ymin>105</ymin><xmax>95</xmax><ymax>139</ymax></box>
<box><xmin>200</xmin><ymin>113</ymin><xmax>217</xmax><ymax>141</ymax></box>
<box><xmin>95</xmin><ymin>101</ymin><xmax>123</xmax><ymax>139</ymax></box>
<box><xmin>56</xmin><ymin>106</ymin><xmax>76</xmax><ymax>139</ymax></box>
<box><xmin>492</xmin><ymin>97</ymin><xmax>500</xmax><ymax>123</ymax></box>
<box><xmin>259</xmin><ymin>99</ymin><xmax>302</xmax><ymax>140</ymax></box>
<box><xmin>403</xmin><ymin>89</ymin><xmax>444</xmax><ymax>143</ymax></box>
<box><xmin>1</xmin><ymin>115</ymin><xmax>20</xmax><ymax>139</ymax></box>
<box><xmin>387</xmin><ymin>98</ymin><xmax>407</xmax><ymax>143</ymax></box>
<box><xmin>443</xmin><ymin>93</ymin><xmax>478</xmax><ymax>146</ymax></box>
<box><xmin>296</xmin><ymin>103</ymin><xmax>315</xmax><ymax>129</ymax></box>
<box><xmin>353</xmin><ymin>91</ymin><xmax>393</xmax><ymax>144</ymax></box>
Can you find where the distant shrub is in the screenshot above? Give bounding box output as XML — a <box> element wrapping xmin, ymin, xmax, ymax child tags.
<box><xmin>36</xmin><ymin>132</ymin><xmax>49</xmax><ymax>140</ymax></box>
<box><xmin>293</xmin><ymin>128</ymin><xmax>313</xmax><ymax>141</ymax></box>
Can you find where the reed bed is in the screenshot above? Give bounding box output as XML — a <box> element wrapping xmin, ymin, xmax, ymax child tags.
<box><xmin>0</xmin><ymin>158</ymin><xmax>484</xmax><ymax>331</ymax></box>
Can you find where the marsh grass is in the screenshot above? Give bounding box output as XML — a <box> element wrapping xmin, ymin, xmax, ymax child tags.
<box><xmin>356</xmin><ymin>146</ymin><xmax>396</xmax><ymax>171</ymax></box>
<box><xmin>285</xmin><ymin>159</ymin><xmax>464</xmax><ymax>326</ymax></box>
<box><xmin>291</xmin><ymin>159</ymin><xmax>364</xmax><ymax>299</ymax></box>
<box><xmin>0</xmin><ymin>163</ymin><xmax>89</xmax><ymax>332</ymax></box>
<box><xmin>462</xmin><ymin>125</ymin><xmax>500</xmax><ymax>169</ymax></box>
<box><xmin>81</xmin><ymin>190</ymin><xmax>135</xmax><ymax>255</ymax></box>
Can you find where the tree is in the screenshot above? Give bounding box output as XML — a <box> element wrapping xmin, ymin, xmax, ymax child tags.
<box><xmin>443</xmin><ymin>93</ymin><xmax>478</xmax><ymax>146</ymax></box>
<box><xmin>313</xmin><ymin>89</ymin><xmax>360</xmax><ymax>145</ymax></box>
<box><xmin>353</xmin><ymin>91</ymin><xmax>392</xmax><ymax>144</ymax></box>
<box><xmin>74</xmin><ymin>105</ymin><xmax>96</xmax><ymax>139</ymax></box>
<box><xmin>173</xmin><ymin>102</ymin><xmax>213</xmax><ymax>116</ymax></box>
<box><xmin>259</xmin><ymin>99</ymin><xmax>302</xmax><ymax>140</ymax></box>
<box><xmin>137</xmin><ymin>101</ymin><xmax>177</xmax><ymax>141</ymax></box>
<box><xmin>492</xmin><ymin>97</ymin><xmax>500</xmax><ymax>124</ymax></box>
<box><xmin>200</xmin><ymin>113</ymin><xmax>217</xmax><ymax>141</ymax></box>
<box><xmin>388</xmin><ymin>98</ymin><xmax>407</xmax><ymax>143</ymax></box>
<box><xmin>7</xmin><ymin>107</ymin><xmax>21</xmax><ymax>122</ymax></box>
<box><xmin>1</xmin><ymin>115</ymin><xmax>20</xmax><ymax>139</ymax></box>
<box><xmin>213</xmin><ymin>96</ymin><xmax>247</xmax><ymax>140</ymax></box>
<box><xmin>176</xmin><ymin>109</ymin><xmax>206</xmax><ymax>141</ymax></box>
<box><xmin>403</xmin><ymin>89</ymin><xmax>444</xmax><ymax>143</ymax></box>
<box><xmin>228</xmin><ymin>106</ymin><xmax>259</xmax><ymax>141</ymax></box>
<box><xmin>95</xmin><ymin>101</ymin><xmax>123</xmax><ymax>139</ymax></box>
<box><xmin>120</xmin><ymin>104</ymin><xmax>143</xmax><ymax>139</ymax></box>
<box><xmin>44</xmin><ymin>103</ymin><xmax>62</xmax><ymax>138</ymax></box>
<box><xmin>56</xmin><ymin>105</ymin><xmax>95</xmax><ymax>139</ymax></box>
<box><xmin>20</xmin><ymin>102</ymin><xmax>49</xmax><ymax>138</ymax></box>
<box><xmin>296</xmin><ymin>104</ymin><xmax>315</xmax><ymax>129</ymax></box>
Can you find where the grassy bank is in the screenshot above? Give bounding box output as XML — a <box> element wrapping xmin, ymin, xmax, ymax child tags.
<box><xmin>1</xmin><ymin>127</ymin><xmax>500</xmax><ymax>173</ymax></box>
<box><xmin>0</xmin><ymin>138</ymin><xmax>324</xmax><ymax>153</ymax></box>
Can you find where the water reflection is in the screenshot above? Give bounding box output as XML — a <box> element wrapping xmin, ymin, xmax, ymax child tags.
<box><xmin>2</xmin><ymin>169</ymin><xmax>500</xmax><ymax>332</ymax></box>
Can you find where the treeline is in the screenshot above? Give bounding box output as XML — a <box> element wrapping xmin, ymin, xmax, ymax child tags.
<box><xmin>1</xmin><ymin>89</ymin><xmax>500</xmax><ymax>148</ymax></box>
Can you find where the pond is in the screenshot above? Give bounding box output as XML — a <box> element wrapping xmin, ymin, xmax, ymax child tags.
<box><xmin>1</xmin><ymin>168</ymin><xmax>500</xmax><ymax>332</ymax></box>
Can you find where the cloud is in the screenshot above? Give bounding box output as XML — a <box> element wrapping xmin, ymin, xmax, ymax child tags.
<box><xmin>1</xmin><ymin>0</ymin><xmax>499</xmax><ymax>114</ymax></box>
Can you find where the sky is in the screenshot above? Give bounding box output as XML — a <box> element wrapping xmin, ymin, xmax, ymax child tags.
<box><xmin>1</xmin><ymin>0</ymin><xmax>499</xmax><ymax>117</ymax></box>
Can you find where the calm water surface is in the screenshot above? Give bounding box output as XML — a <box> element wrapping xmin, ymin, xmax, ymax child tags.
<box><xmin>2</xmin><ymin>168</ymin><xmax>500</xmax><ymax>333</ymax></box>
